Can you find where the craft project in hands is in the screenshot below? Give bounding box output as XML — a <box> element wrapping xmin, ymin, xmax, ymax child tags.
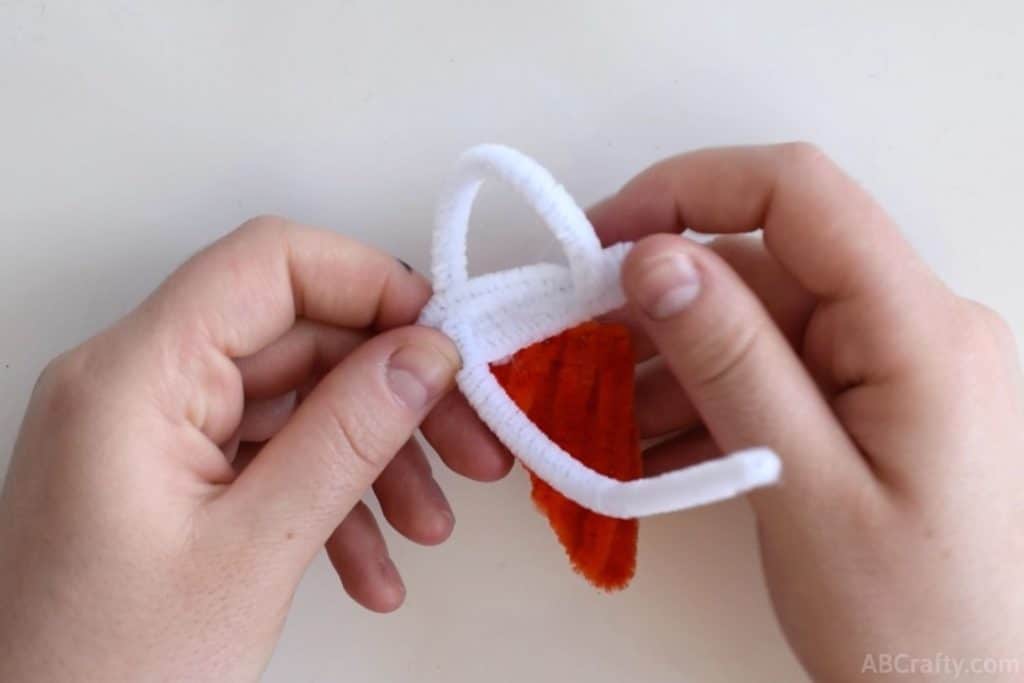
<box><xmin>419</xmin><ymin>144</ymin><xmax>781</xmax><ymax>590</ymax></box>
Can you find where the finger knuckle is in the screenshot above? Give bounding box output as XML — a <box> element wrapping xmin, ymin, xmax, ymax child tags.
<box><xmin>321</xmin><ymin>400</ymin><xmax>392</xmax><ymax>473</ymax></box>
<box><xmin>692</xmin><ymin>315</ymin><xmax>764</xmax><ymax>390</ymax></box>
<box><xmin>959</xmin><ymin>300</ymin><xmax>1015</xmax><ymax>352</ymax></box>
<box><xmin>973</xmin><ymin>301</ymin><xmax>1015</xmax><ymax>345</ymax></box>
<box><xmin>239</xmin><ymin>213</ymin><xmax>289</xmax><ymax>233</ymax></box>
<box><xmin>235</xmin><ymin>214</ymin><xmax>291</xmax><ymax>241</ymax></box>
<box><xmin>34</xmin><ymin>347</ymin><xmax>100</xmax><ymax>420</ymax></box>
<box><xmin>779</xmin><ymin>140</ymin><xmax>833</xmax><ymax>174</ymax></box>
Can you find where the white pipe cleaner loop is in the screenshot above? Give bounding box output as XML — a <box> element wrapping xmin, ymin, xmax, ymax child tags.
<box><xmin>432</xmin><ymin>144</ymin><xmax>606</xmax><ymax>301</ymax></box>
<box><xmin>420</xmin><ymin>144</ymin><xmax>781</xmax><ymax>518</ymax></box>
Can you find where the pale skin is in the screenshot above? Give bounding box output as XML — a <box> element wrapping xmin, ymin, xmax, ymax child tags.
<box><xmin>1</xmin><ymin>144</ymin><xmax>1021</xmax><ymax>681</ymax></box>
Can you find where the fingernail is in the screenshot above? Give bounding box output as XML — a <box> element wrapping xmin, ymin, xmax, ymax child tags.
<box><xmin>387</xmin><ymin>344</ymin><xmax>458</xmax><ymax>410</ymax></box>
<box><xmin>635</xmin><ymin>252</ymin><xmax>701</xmax><ymax>320</ymax></box>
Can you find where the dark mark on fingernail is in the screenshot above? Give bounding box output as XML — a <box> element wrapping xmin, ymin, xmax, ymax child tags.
<box><xmin>396</xmin><ymin>258</ymin><xmax>413</xmax><ymax>273</ymax></box>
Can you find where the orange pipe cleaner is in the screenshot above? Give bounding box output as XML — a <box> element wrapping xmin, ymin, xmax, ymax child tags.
<box><xmin>491</xmin><ymin>321</ymin><xmax>642</xmax><ymax>590</ymax></box>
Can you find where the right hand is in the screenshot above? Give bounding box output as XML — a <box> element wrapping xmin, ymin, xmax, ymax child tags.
<box><xmin>590</xmin><ymin>143</ymin><xmax>1024</xmax><ymax>681</ymax></box>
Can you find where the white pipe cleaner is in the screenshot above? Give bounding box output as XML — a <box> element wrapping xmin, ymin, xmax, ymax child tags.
<box><xmin>419</xmin><ymin>144</ymin><xmax>781</xmax><ymax>518</ymax></box>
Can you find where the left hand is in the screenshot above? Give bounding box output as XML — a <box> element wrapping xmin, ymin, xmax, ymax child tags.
<box><xmin>0</xmin><ymin>216</ymin><xmax>512</xmax><ymax>682</ymax></box>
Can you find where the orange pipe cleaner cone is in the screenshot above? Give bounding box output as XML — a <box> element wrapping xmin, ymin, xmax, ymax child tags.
<box><xmin>490</xmin><ymin>321</ymin><xmax>642</xmax><ymax>590</ymax></box>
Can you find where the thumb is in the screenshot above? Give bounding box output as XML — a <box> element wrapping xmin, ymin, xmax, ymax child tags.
<box><xmin>215</xmin><ymin>325</ymin><xmax>459</xmax><ymax>563</ymax></box>
<box><xmin>621</xmin><ymin>235</ymin><xmax>872</xmax><ymax>523</ymax></box>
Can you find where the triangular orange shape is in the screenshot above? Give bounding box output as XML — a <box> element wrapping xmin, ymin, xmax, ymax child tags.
<box><xmin>490</xmin><ymin>321</ymin><xmax>642</xmax><ymax>590</ymax></box>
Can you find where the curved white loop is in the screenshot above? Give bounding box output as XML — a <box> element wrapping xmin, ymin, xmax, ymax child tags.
<box><xmin>431</xmin><ymin>144</ymin><xmax>605</xmax><ymax>301</ymax></box>
<box><xmin>420</xmin><ymin>144</ymin><xmax>782</xmax><ymax>518</ymax></box>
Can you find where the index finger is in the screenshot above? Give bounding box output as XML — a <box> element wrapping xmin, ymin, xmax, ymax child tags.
<box><xmin>588</xmin><ymin>143</ymin><xmax>932</xmax><ymax>302</ymax></box>
<box><xmin>141</xmin><ymin>215</ymin><xmax>431</xmax><ymax>358</ymax></box>
<box><xmin>129</xmin><ymin>216</ymin><xmax>431</xmax><ymax>441</ymax></box>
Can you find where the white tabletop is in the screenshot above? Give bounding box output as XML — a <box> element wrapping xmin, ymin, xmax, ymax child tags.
<box><xmin>2</xmin><ymin>2</ymin><xmax>1022</xmax><ymax>681</ymax></box>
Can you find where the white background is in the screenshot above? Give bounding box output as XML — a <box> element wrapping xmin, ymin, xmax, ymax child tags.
<box><xmin>2</xmin><ymin>2</ymin><xmax>1022</xmax><ymax>681</ymax></box>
